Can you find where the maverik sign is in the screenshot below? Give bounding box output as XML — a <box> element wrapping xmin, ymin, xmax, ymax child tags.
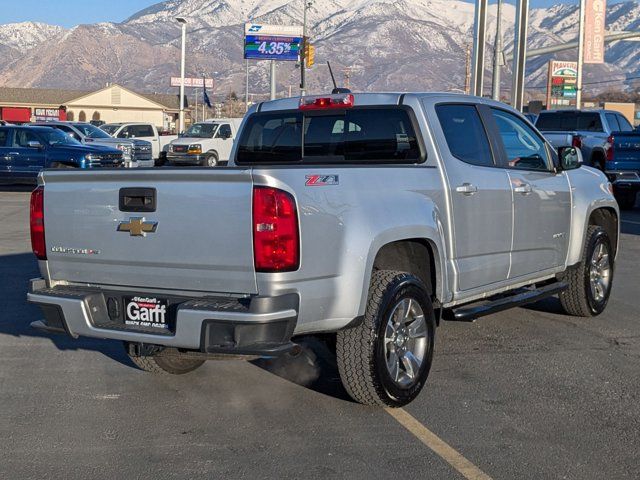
<box><xmin>546</xmin><ymin>61</ymin><xmax>578</xmax><ymax>109</ymax></box>
<box><xmin>244</xmin><ymin>23</ymin><xmax>303</xmax><ymax>61</ymax></box>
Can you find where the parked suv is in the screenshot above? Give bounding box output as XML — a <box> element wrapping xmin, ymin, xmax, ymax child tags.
<box><xmin>536</xmin><ymin>109</ymin><xmax>640</xmax><ymax>209</ymax></box>
<box><xmin>28</xmin><ymin>93</ymin><xmax>618</xmax><ymax>407</ymax></box>
<box><xmin>32</xmin><ymin>121</ymin><xmax>153</xmax><ymax>168</ymax></box>
<box><xmin>0</xmin><ymin>125</ymin><xmax>123</xmax><ymax>183</ymax></box>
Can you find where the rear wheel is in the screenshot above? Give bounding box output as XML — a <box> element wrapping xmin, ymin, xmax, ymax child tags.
<box><xmin>336</xmin><ymin>270</ymin><xmax>435</xmax><ymax>407</ymax></box>
<box><xmin>559</xmin><ymin>226</ymin><xmax>614</xmax><ymax>317</ymax></box>
<box><xmin>125</xmin><ymin>343</ymin><xmax>205</xmax><ymax>374</ymax></box>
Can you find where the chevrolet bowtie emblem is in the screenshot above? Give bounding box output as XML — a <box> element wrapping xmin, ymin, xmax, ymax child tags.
<box><xmin>117</xmin><ymin>217</ymin><xmax>158</xmax><ymax>237</ymax></box>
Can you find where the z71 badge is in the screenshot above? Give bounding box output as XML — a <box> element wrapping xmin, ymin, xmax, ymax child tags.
<box><xmin>305</xmin><ymin>174</ymin><xmax>339</xmax><ymax>186</ymax></box>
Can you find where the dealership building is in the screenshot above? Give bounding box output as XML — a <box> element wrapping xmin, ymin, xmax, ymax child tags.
<box><xmin>0</xmin><ymin>84</ymin><xmax>185</xmax><ymax>131</ymax></box>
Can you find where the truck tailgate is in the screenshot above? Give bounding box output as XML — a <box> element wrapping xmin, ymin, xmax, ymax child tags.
<box><xmin>42</xmin><ymin>169</ymin><xmax>257</xmax><ymax>294</ymax></box>
<box><xmin>611</xmin><ymin>132</ymin><xmax>640</xmax><ymax>168</ymax></box>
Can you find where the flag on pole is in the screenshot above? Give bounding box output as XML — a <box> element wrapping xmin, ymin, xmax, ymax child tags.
<box><xmin>203</xmin><ymin>77</ymin><xmax>212</xmax><ymax>108</ymax></box>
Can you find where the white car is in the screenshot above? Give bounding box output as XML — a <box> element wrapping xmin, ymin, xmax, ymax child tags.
<box><xmin>165</xmin><ymin>119</ymin><xmax>243</xmax><ymax>166</ymax></box>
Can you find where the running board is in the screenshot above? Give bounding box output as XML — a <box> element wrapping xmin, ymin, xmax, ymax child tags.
<box><xmin>442</xmin><ymin>281</ymin><xmax>568</xmax><ymax>322</ymax></box>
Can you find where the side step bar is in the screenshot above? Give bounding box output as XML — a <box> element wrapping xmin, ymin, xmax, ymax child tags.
<box><xmin>442</xmin><ymin>281</ymin><xmax>568</xmax><ymax>322</ymax></box>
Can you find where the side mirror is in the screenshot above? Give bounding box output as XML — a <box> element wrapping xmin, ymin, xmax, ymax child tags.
<box><xmin>558</xmin><ymin>146</ymin><xmax>583</xmax><ymax>171</ymax></box>
<box><xmin>27</xmin><ymin>140</ymin><xmax>44</xmax><ymax>149</ymax></box>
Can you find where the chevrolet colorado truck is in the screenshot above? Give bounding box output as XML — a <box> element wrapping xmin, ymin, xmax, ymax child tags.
<box><xmin>536</xmin><ymin>109</ymin><xmax>640</xmax><ymax>209</ymax></box>
<box><xmin>31</xmin><ymin>121</ymin><xmax>154</xmax><ymax>168</ymax></box>
<box><xmin>0</xmin><ymin>125</ymin><xmax>123</xmax><ymax>183</ymax></box>
<box><xmin>27</xmin><ymin>93</ymin><xmax>619</xmax><ymax>407</ymax></box>
<box><xmin>166</xmin><ymin>119</ymin><xmax>242</xmax><ymax>167</ymax></box>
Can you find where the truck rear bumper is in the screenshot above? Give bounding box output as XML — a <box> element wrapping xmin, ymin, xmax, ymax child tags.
<box><xmin>27</xmin><ymin>279</ymin><xmax>298</xmax><ymax>356</ymax></box>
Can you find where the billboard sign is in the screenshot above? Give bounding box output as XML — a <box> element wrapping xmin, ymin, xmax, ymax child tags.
<box><xmin>546</xmin><ymin>61</ymin><xmax>578</xmax><ymax>109</ymax></box>
<box><xmin>170</xmin><ymin>77</ymin><xmax>214</xmax><ymax>88</ymax></box>
<box><xmin>584</xmin><ymin>0</ymin><xmax>607</xmax><ymax>64</ymax></box>
<box><xmin>244</xmin><ymin>23</ymin><xmax>303</xmax><ymax>61</ymax></box>
<box><xmin>34</xmin><ymin>108</ymin><xmax>63</xmax><ymax>122</ymax></box>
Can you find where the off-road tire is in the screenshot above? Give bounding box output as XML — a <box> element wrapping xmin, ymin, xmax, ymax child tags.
<box><xmin>336</xmin><ymin>270</ymin><xmax>435</xmax><ymax>407</ymax></box>
<box><xmin>559</xmin><ymin>225</ymin><xmax>614</xmax><ymax>317</ymax></box>
<box><xmin>126</xmin><ymin>346</ymin><xmax>205</xmax><ymax>375</ymax></box>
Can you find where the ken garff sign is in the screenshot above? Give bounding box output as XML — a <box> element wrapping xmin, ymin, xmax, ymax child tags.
<box><xmin>244</xmin><ymin>23</ymin><xmax>304</xmax><ymax>61</ymax></box>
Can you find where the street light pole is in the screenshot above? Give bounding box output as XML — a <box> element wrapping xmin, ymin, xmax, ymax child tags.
<box><xmin>301</xmin><ymin>0</ymin><xmax>312</xmax><ymax>96</ymax></box>
<box><xmin>576</xmin><ymin>0</ymin><xmax>587</xmax><ymax>109</ymax></box>
<box><xmin>176</xmin><ymin>17</ymin><xmax>187</xmax><ymax>134</ymax></box>
<box><xmin>492</xmin><ymin>0</ymin><xmax>503</xmax><ymax>101</ymax></box>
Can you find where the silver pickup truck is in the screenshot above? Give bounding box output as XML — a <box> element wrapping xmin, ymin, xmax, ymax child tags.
<box><xmin>27</xmin><ymin>93</ymin><xmax>619</xmax><ymax>407</ymax></box>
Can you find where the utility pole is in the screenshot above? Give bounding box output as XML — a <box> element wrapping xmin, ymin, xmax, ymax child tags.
<box><xmin>176</xmin><ymin>17</ymin><xmax>187</xmax><ymax>134</ymax></box>
<box><xmin>511</xmin><ymin>0</ymin><xmax>530</xmax><ymax>111</ymax></box>
<box><xmin>576</xmin><ymin>0</ymin><xmax>587</xmax><ymax>109</ymax></box>
<box><xmin>465</xmin><ymin>44</ymin><xmax>472</xmax><ymax>94</ymax></box>
<box><xmin>270</xmin><ymin>60</ymin><xmax>276</xmax><ymax>100</ymax></box>
<box><xmin>245</xmin><ymin>59</ymin><xmax>250</xmax><ymax>112</ymax></box>
<box><xmin>492</xmin><ymin>0</ymin><xmax>503</xmax><ymax>101</ymax></box>
<box><xmin>300</xmin><ymin>0</ymin><xmax>312</xmax><ymax>96</ymax></box>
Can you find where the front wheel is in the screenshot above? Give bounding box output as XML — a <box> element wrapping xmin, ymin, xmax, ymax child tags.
<box><xmin>201</xmin><ymin>153</ymin><xmax>218</xmax><ymax>167</ymax></box>
<box><xmin>125</xmin><ymin>343</ymin><xmax>205</xmax><ymax>374</ymax></box>
<box><xmin>560</xmin><ymin>225</ymin><xmax>614</xmax><ymax>317</ymax></box>
<box><xmin>336</xmin><ymin>270</ymin><xmax>435</xmax><ymax>407</ymax></box>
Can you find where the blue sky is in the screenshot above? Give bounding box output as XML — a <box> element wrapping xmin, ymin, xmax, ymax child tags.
<box><xmin>0</xmin><ymin>0</ymin><xmax>631</xmax><ymax>28</ymax></box>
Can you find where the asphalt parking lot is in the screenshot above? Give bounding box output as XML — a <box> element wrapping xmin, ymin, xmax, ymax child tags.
<box><xmin>0</xmin><ymin>188</ymin><xmax>638</xmax><ymax>479</ymax></box>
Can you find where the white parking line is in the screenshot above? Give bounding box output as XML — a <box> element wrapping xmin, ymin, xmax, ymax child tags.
<box><xmin>386</xmin><ymin>408</ymin><xmax>493</xmax><ymax>480</ymax></box>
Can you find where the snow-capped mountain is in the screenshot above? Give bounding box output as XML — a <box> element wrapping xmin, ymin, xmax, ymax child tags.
<box><xmin>0</xmin><ymin>0</ymin><xmax>639</xmax><ymax>101</ymax></box>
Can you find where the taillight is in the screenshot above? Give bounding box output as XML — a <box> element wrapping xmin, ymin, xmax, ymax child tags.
<box><xmin>30</xmin><ymin>186</ymin><xmax>46</xmax><ymax>260</ymax></box>
<box><xmin>299</xmin><ymin>93</ymin><xmax>354</xmax><ymax>110</ymax></box>
<box><xmin>606</xmin><ymin>135</ymin><xmax>615</xmax><ymax>162</ymax></box>
<box><xmin>571</xmin><ymin>135</ymin><xmax>582</xmax><ymax>149</ymax></box>
<box><xmin>252</xmin><ymin>186</ymin><xmax>299</xmax><ymax>272</ymax></box>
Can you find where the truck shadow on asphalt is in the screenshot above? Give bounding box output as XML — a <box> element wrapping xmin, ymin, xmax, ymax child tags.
<box><xmin>252</xmin><ymin>336</ymin><xmax>353</xmax><ymax>403</ymax></box>
<box><xmin>0</xmin><ymin>252</ymin><xmax>353</xmax><ymax>401</ymax></box>
<box><xmin>0</xmin><ymin>252</ymin><xmax>137</xmax><ymax>368</ymax></box>
<box><xmin>621</xmin><ymin>208</ymin><xmax>640</xmax><ymax>235</ymax></box>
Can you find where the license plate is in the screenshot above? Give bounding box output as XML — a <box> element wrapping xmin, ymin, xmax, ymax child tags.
<box><xmin>124</xmin><ymin>296</ymin><xmax>170</xmax><ymax>331</ymax></box>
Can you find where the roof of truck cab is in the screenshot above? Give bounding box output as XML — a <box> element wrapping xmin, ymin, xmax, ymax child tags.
<box><xmin>255</xmin><ymin>92</ymin><xmax>514</xmax><ymax>113</ymax></box>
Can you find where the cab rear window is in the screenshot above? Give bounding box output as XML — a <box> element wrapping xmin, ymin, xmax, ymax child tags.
<box><xmin>236</xmin><ymin>107</ymin><xmax>422</xmax><ymax>164</ymax></box>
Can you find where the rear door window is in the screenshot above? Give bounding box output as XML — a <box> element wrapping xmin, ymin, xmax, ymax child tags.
<box><xmin>605</xmin><ymin>113</ymin><xmax>620</xmax><ymax>132</ymax></box>
<box><xmin>0</xmin><ymin>129</ymin><xmax>9</xmax><ymax>147</ymax></box>
<box><xmin>435</xmin><ymin>104</ymin><xmax>494</xmax><ymax>167</ymax></box>
<box><xmin>536</xmin><ymin>112</ymin><xmax>603</xmax><ymax>132</ymax></box>
<box><xmin>133</xmin><ymin>125</ymin><xmax>154</xmax><ymax>137</ymax></box>
<box><xmin>616</xmin><ymin>114</ymin><xmax>634</xmax><ymax>132</ymax></box>
<box><xmin>13</xmin><ymin>129</ymin><xmax>40</xmax><ymax>147</ymax></box>
<box><xmin>236</xmin><ymin>107</ymin><xmax>421</xmax><ymax>164</ymax></box>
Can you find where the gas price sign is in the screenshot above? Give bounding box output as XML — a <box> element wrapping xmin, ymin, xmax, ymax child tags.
<box><xmin>244</xmin><ymin>24</ymin><xmax>303</xmax><ymax>61</ymax></box>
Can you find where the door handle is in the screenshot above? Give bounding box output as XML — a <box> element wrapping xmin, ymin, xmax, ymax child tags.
<box><xmin>455</xmin><ymin>183</ymin><xmax>478</xmax><ymax>195</ymax></box>
<box><xmin>8</xmin><ymin>152</ymin><xmax>20</xmax><ymax>156</ymax></box>
<box><xmin>514</xmin><ymin>183</ymin><xmax>533</xmax><ymax>194</ymax></box>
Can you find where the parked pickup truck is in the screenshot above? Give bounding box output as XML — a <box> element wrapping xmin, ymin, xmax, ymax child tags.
<box><xmin>101</xmin><ymin>122</ymin><xmax>177</xmax><ymax>161</ymax></box>
<box><xmin>166</xmin><ymin>119</ymin><xmax>242</xmax><ymax>166</ymax></box>
<box><xmin>32</xmin><ymin>121</ymin><xmax>153</xmax><ymax>168</ymax></box>
<box><xmin>1</xmin><ymin>125</ymin><xmax>123</xmax><ymax>183</ymax></box>
<box><xmin>27</xmin><ymin>93</ymin><xmax>619</xmax><ymax>407</ymax></box>
<box><xmin>536</xmin><ymin>109</ymin><xmax>640</xmax><ymax>209</ymax></box>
